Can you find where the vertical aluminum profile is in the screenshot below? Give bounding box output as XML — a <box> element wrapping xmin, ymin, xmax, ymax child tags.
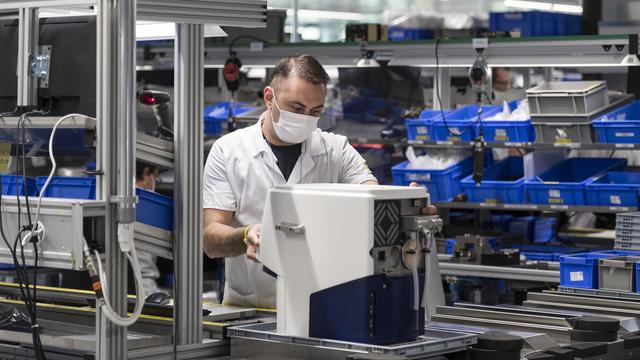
<box><xmin>117</xmin><ymin>0</ymin><xmax>137</xmax><ymax>224</ymax></box>
<box><xmin>95</xmin><ymin>0</ymin><xmax>134</xmax><ymax>358</ymax></box>
<box><xmin>16</xmin><ymin>7</ymin><xmax>38</xmax><ymax>107</ymax></box>
<box><xmin>174</xmin><ymin>22</ymin><xmax>204</xmax><ymax>344</ymax></box>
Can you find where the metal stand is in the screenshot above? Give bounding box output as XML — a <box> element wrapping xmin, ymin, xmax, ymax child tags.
<box><xmin>174</xmin><ymin>22</ymin><xmax>204</xmax><ymax>345</ymax></box>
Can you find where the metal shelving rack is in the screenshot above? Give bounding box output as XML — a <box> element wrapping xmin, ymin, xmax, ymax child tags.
<box><xmin>0</xmin><ymin>1</ymin><xmax>267</xmax><ymax>359</ymax></box>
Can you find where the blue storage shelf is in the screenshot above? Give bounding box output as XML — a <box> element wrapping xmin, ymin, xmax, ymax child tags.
<box><xmin>460</xmin><ymin>156</ymin><xmax>525</xmax><ymax>204</ymax></box>
<box><xmin>1</xmin><ymin>175</ymin><xmax>37</xmax><ymax>196</ymax></box>
<box><xmin>204</xmin><ymin>101</ymin><xmax>256</xmax><ymax>136</ymax></box>
<box><xmin>432</xmin><ymin>105</ymin><xmax>501</xmax><ymax>141</ymax></box>
<box><xmin>37</xmin><ymin>176</ymin><xmax>96</xmax><ymax>199</ymax></box>
<box><xmin>391</xmin><ymin>157</ymin><xmax>472</xmax><ymax>202</ymax></box>
<box><xmin>405</xmin><ymin>109</ymin><xmax>450</xmax><ymax>142</ymax></box>
<box><xmin>490</xmin><ymin>11</ymin><xmax>582</xmax><ymax>37</ymax></box>
<box><xmin>525</xmin><ymin>158</ymin><xmax>627</xmax><ymax>205</ymax></box>
<box><xmin>586</xmin><ymin>171</ymin><xmax>640</xmax><ymax>207</ymax></box>
<box><xmin>136</xmin><ymin>188</ymin><xmax>173</xmax><ymax>231</ymax></box>
<box><xmin>593</xmin><ymin>100</ymin><xmax>640</xmax><ymax>144</ymax></box>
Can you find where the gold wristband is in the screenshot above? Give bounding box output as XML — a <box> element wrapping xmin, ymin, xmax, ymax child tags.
<box><xmin>242</xmin><ymin>225</ymin><xmax>253</xmax><ymax>246</ymax></box>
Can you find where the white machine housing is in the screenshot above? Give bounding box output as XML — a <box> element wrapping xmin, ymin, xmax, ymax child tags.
<box><xmin>259</xmin><ymin>184</ymin><xmax>444</xmax><ymax>338</ymax></box>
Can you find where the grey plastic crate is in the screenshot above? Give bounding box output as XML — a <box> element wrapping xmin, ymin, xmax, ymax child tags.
<box><xmin>615</xmin><ymin>241</ymin><xmax>640</xmax><ymax>251</ymax></box>
<box><xmin>530</xmin><ymin>93</ymin><xmax>633</xmax><ymax>124</ymax></box>
<box><xmin>618</xmin><ymin>212</ymin><xmax>640</xmax><ymax>224</ymax></box>
<box><xmin>598</xmin><ymin>255</ymin><xmax>640</xmax><ymax>292</ymax></box>
<box><xmin>533</xmin><ymin>121</ymin><xmax>594</xmax><ymax>143</ymax></box>
<box><xmin>527</xmin><ymin>81</ymin><xmax>608</xmax><ymax>116</ymax></box>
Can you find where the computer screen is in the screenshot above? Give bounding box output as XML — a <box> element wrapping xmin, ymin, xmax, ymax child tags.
<box><xmin>0</xmin><ymin>16</ymin><xmax>96</xmax><ymax>117</ymax></box>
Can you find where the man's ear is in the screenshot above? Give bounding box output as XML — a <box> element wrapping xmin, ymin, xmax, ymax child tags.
<box><xmin>263</xmin><ymin>86</ymin><xmax>274</xmax><ymax>110</ymax></box>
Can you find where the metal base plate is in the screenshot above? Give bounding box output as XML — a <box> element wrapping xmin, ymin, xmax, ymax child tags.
<box><xmin>227</xmin><ymin>322</ymin><xmax>475</xmax><ymax>359</ymax></box>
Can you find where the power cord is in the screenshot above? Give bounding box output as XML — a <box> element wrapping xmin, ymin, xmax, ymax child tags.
<box><xmin>435</xmin><ymin>39</ymin><xmax>472</xmax><ymax>137</ymax></box>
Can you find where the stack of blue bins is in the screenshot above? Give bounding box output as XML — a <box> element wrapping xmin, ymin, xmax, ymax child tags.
<box><xmin>586</xmin><ymin>172</ymin><xmax>640</xmax><ymax>207</ymax></box>
<box><xmin>461</xmin><ymin>156</ymin><xmax>525</xmax><ymax>204</ymax></box>
<box><xmin>36</xmin><ymin>176</ymin><xmax>174</xmax><ymax>231</ymax></box>
<box><xmin>525</xmin><ymin>157</ymin><xmax>627</xmax><ymax>205</ymax></box>
<box><xmin>432</xmin><ymin>105</ymin><xmax>501</xmax><ymax>141</ymax></box>
<box><xmin>560</xmin><ymin>250</ymin><xmax>640</xmax><ymax>289</ymax></box>
<box><xmin>592</xmin><ymin>100</ymin><xmax>640</xmax><ymax>144</ymax></box>
<box><xmin>490</xmin><ymin>11</ymin><xmax>582</xmax><ymax>37</ymax></box>
<box><xmin>405</xmin><ymin>109</ymin><xmax>451</xmax><ymax>143</ymax></box>
<box><xmin>481</xmin><ymin>100</ymin><xmax>535</xmax><ymax>142</ymax></box>
<box><xmin>391</xmin><ymin>157</ymin><xmax>472</xmax><ymax>202</ymax></box>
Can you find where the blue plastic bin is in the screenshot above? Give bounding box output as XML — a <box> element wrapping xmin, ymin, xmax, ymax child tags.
<box><xmin>37</xmin><ymin>176</ymin><xmax>96</xmax><ymax>199</ymax></box>
<box><xmin>1</xmin><ymin>175</ymin><xmax>37</xmax><ymax>196</ymax></box>
<box><xmin>522</xmin><ymin>252</ymin><xmax>555</xmax><ymax>261</ymax></box>
<box><xmin>593</xmin><ymin>100</ymin><xmax>640</xmax><ymax>144</ymax></box>
<box><xmin>204</xmin><ymin>102</ymin><xmax>256</xmax><ymax>136</ymax></box>
<box><xmin>433</xmin><ymin>105</ymin><xmax>501</xmax><ymax>141</ymax></box>
<box><xmin>405</xmin><ymin>110</ymin><xmax>450</xmax><ymax>142</ymax></box>
<box><xmin>445</xmin><ymin>239</ymin><xmax>457</xmax><ymax>255</ymax></box>
<box><xmin>636</xmin><ymin>262</ymin><xmax>640</xmax><ymax>294</ymax></box>
<box><xmin>388</xmin><ymin>27</ymin><xmax>435</xmax><ymax>41</ymax></box>
<box><xmin>460</xmin><ymin>156</ymin><xmax>525</xmax><ymax>204</ymax></box>
<box><xmin>534</xmin><ymin>217</ymin><xmax>556</xmax><ymax>243</ymax></box>
<box><xmin>391</xmin><ymin>157</ymin><xmax>472</xmax><ymax>202</ymax></box>
<box><xmin>136</xmin><ymin>188</ymin><xmax>173</xmax><ymax>231</ymax></box>
<box><xmin>490</xmin><ymin>11</ymin><xmax>581</xmax><ymax>37</ymax></box>
<box><xmin>510</xmin><ymin>216</ymin><xmax>536</xmax><ymax>242</ymax></box>
<box><xmin>482</xmin><ymin>100</ymin><xmax>535</xmax><ymax>142</ymax></box>
<box><xmin>525</xmin><ymin>158</ymin><xmax>627</xmax><ymax>205</ymax></box>
<box><xmin>585</xmin><ymin>171</ymin><xmax>640</xmax><ymax>207</ymax></box>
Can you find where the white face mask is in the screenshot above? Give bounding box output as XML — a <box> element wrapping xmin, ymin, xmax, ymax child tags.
<box><xmin>271</xmin><ymin>91</ymin><xmax>319</xmax><ymax>144</ymax></box>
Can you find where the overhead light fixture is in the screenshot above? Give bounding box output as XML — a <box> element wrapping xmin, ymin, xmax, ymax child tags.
<box><xmin>284</xmin><ymin>9</ymin><xmax>365</xmax><ymax>21</ymax></box>
<box><xmin>136</xmin><ymin>21</ymin><xmax>227</xmax><ymax>41</ymax></box>
<box><xmin>504</xmin><ymin>0</ymin><xmax>553</xmax><ymax>11</ymax></box>
<box><xmin>551</xmin><ymin>3</ymin><xmax>583</xmax><ymax>13</ymax></box>
<box><xmin>355</xmin><ymin>49</ymin><xmax>380</xmax><ymax>68</ymax></box>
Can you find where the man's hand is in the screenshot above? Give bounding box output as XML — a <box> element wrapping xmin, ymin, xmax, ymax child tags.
<box><xmin>245</xmin><ymin>224</ymin><xmax>262</xmax><ymax>263</ymax></box>
<box><xmin>409</xmin><ymin>182</ymin><xmax>438</xmax><ymax>215</ymax></box>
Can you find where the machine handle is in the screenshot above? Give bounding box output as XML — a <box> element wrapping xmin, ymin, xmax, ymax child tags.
<box><xmin>276</xmin><ymin>223</ymin><xmax>305</xmax><ymax>234</ymax></box>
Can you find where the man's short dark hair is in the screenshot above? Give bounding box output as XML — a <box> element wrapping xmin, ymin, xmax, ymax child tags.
<box><xmin>136</xmin><ymin>161</ymin><xmax>158</xmax><ymax>181</ymax></box>
<box><xmin>269</xmin><ymin>55</ymin><xmax>330</xmax><ymax>87</ymax></box>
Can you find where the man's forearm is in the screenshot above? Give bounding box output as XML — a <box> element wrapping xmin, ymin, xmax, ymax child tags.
<box><xmin>204</xmin><ymin>223</ymin><xmax>246</xmax><ymax>258</ymax></box>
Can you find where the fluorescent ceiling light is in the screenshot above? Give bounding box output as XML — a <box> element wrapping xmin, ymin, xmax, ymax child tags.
<box><xmin>552</xmin><ymin>3</ymin><xmax>583</xmax><ymax>13</ymax></box>
<box><xmin>504</xmin><ymin>0</ymin><xmax>553</xmax><ymax>10</ymax></box>
<box><xmin>136</xmin><ymin>21</ymin><xmax>227</xmax><ymax>41</ymax></box>
<box><xmin>285</xmin><ymin>9</ymin><xmax>364</xmax><ymax>21</ymax></box>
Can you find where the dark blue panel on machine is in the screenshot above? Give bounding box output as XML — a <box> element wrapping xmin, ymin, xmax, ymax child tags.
<box><xmin>309</xmin><ymin>273</ymin><xmax>424</xmax><ymax>345</ymax></box>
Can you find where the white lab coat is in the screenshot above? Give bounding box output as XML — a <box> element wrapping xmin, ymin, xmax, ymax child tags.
<box><xmin>203</xmin><ymin>114</ymin><xmax>377</xmax><ymax>308</ymax></box>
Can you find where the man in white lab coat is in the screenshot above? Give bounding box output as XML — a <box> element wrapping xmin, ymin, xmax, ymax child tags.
<box><xmin>203</xmin><ymin>55</ymin><xmax>434</xmax><ymax>308</ymax></box>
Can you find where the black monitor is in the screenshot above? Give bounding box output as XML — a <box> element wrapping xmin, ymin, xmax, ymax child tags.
<box><xmin>0</xmin><ymin>16</ymin><xmax>96</xmax><ymax>117</ymax></box>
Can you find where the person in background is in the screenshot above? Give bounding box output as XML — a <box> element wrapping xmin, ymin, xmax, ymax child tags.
<box><xmin>136</xmin><ymin>162</ymin><xmax>161</xmax><ymax>294</ymax></box>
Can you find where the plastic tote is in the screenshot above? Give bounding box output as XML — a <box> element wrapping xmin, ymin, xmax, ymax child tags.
<box><xmin>525</xmin><ymin>158</ymin><xmax>627</xmax><ymax>205</ymax></box>
<box><xmin>1</xmin><ymin>175</ymin><xmax>37</xmax><ymax>196</ymax></box>
<box><xmin>460</xmin><ymin>156</ymin><xmax>525</xmax><ymax>204</ymax></box>
<box><xmin>586</xmin><ymin>171</ymin><xmax>640</xmax><ymax>207</ymax></box>
<box><xmin>36</xmin><ymin>176</ymin><xmax>96</xmax><ymax>199</ymax></box>
<box><xmin>136</xmin><ymin>188</ymin><xmax>174</xmax><ymax>231</ymax></box>
<box><xmin>204</xmin><ymin>102</ymin><xmax>256</xmax><ymax>136</ymax></box>
<box><xmin>391</xmin><ymin>157</ymin><xmax>472</xmax><ymax>202</ymax></box>
<box><xmin>593</xmin><ymin>100</ymin><xmax>640</xmax><ymax>144</ymax></box>
<box><xmin>405</xmin><ymin>109</ymin><xmax>450</xmax><ymax>142</ymax></box>
<box><xmin>482</xmin><ymin>100</ymin><xmax>535</xmax><ymax>142</ymax></box>
<box><xmin>432</xmin><ymin>105</ymin><xmax>501</xmax><ymax>141</ymax></box>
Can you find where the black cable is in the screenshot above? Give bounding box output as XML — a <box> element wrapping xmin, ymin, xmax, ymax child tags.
<box><xmin>228</xmin><ymin>35</ymin><xmax>267</xmax><ymax>56</ymax></box>
<box><xmin>435</xmin><ymin>39</ymin><xmax>473</xmax><ymax>137</ymax></box>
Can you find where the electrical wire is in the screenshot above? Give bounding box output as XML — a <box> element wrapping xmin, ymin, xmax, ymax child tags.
<box><xmin>37</xmin><ymin>113</ymin><xmax>146</xmax><ymax>327</ymax></box>
<box><xmin>435</xmin><ymin>39</ymin><xmax>472</xmax><ymax>137</ymax></box>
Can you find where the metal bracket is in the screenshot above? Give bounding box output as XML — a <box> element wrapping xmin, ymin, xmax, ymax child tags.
<box><xmin>109</xmin><ymin>195</ymin><xmax>139</xmax><ymax>206</ymax></box>
<box><xmin>30</xmin><ymin>45</ymin><xmax>51</xmax><ymax>88</ymax></box>
<box><xmin>276</xmin><ymin>222</ymin><xmax>305</xmax><ymax>235</ymax></box>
